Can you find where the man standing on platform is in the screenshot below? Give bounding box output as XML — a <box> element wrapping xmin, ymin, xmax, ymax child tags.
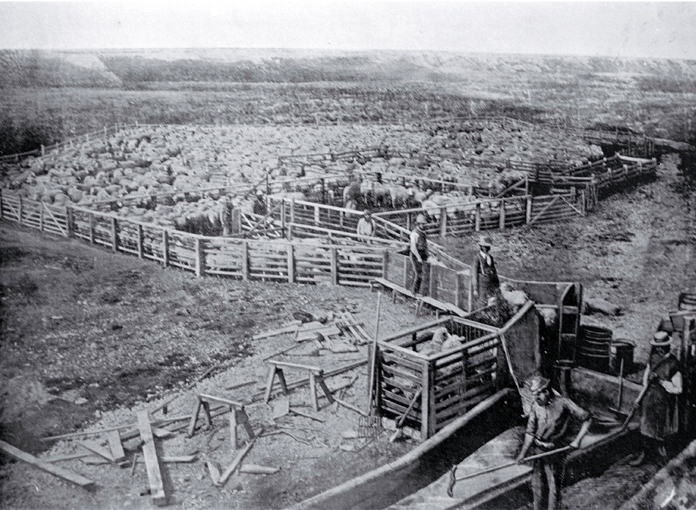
<box><xmin>410</xmin><ymin>214</ymin><xmax>429</xmax><ymax>296</ymax></box>
<box><xmin>517</xmin><ymin>375</ymin><xmax>592</xmax><ymax>510</ymax></box>
<box><xmin>629</xmin><ymin>331</ymin><xmax>682</xmax><ymax>466</ymax></box>
<box><xmin>472</xmin><ymin>235</ymin><xmax>500</xmax><ymax>308</ymax></box>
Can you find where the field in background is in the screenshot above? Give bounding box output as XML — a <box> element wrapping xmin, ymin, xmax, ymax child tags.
<box><xmin>1</xmin><ymin>49</ymin><xmax>696</xmax><ymax>155</ymax></box>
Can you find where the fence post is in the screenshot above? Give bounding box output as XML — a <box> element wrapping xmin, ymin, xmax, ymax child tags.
<box><xmin>287</xmin><ymin>223</ymin><xmax>293</xmax><ymax>241</ymax></box>
<box><xmin>499</xmin><ymin>199</ymin><xmax>506</xmax><ymax>230</ymax></box>
<box><xmin>526</xmin><ymin>196</ymin><xmax>533</xmax><ymax>224</ymax></box>
<box><xmin>580</xmin><ymin>190</ymin><xmax>586</xmax><ymax>216</ymax></box>
<box><xmin>18</xmin><ymin>196</ymin><xmax>23</xmax><ymax>225</ymax></box>
<box><xmin>66</xmin><ymin>207</ymin><xmax>74</xmax><ymax>238</ymax></box>
<box><xmin>474</xmin><ymin>202</ymin><xmax>481</xmax><ymax>232</ymax></box>
<box><xmin>39</xmin><ymin>202</ymin><xmax>44</xmax><ymax>232</ymax></box>
<box><xmin>195</xmin><ymin>238</ymin><xmax>205</xmax><ymax>277</ymax></box>
<box><xmin>280</xmin><ymin>199</ymin><xmax>286</xmax><ymax>237</ymax></box>
<box><xmin>111</xmin><ymin>217</ymin><xmax>118</xmax><ymax>251</ymax></box>
<box><xmin>330</xmin><ymin>248</ymin><xmax>338</xmax><ymax>285</ymax></box>
<box><xmin>0</xmin><ymin>191</ymin><xmax>3</xmax><ymax>219</ymax></box>
<box><xmin>137</xmin><ymin>224</ymin><xmax>144</xmax><ymax>259</ymax></box>
<box><xmin>314</xmin><ymin>204</ymin><xmax>320</xmax><ymax>226</ymax></box>
<box><xmin>41</xmin><ymin>145</ymin><xmax>45</xmax><ymax>157</ymax></box>
<box><xmin>86</xmin><ymin>212</ymin><xmax>94</xmax><ymax>243</ymax></box>
<box><xmin>439</xmin><ymin>207</ymin><xmax>447</xmax><ymax>237</ymax></box>
<box><xmin>290</xmin><ymin>199</ymin><xmax>295</xmax><ymax>225</ymax></box>
<box><xmin>162</xmin><ymin>230</ymin><xmax>169</xmax><ymax>267</ymax></box>
<box><xmin>241</xmin><ymin>241</ymin><xmax>249</xmax><ymax>280</ymax></box>
<box><xmin>421</xmin><ymin>360</ymin><xmax>434</xmax><ymax>441</ymax></box>
<box><xmin>287</xmin><ymin>244</ymin><xmax>295</xmax><ymax>284</ymax></box>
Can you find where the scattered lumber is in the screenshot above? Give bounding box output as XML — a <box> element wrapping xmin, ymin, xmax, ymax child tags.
<box><xmin>253</xmin><ymin>321</ymin><xmax>302</xmax><ymax>340</ymax></box>
<box><xmin>131</xmin><ymin>453</ymin><xmax>138</xmax><ymax>476</ymax></box>
<box><xmin>43</xmin><ymin>452</ymin><xmax>92</xmax><ymax>463</ymax></box>
<box><xmin>136</xmin><ymin>411</ymin><xmax>167</xmax><ymax>506</ymax></box>
<box><xmin>333</xmin><ymin>397</ymin><xmax>369</xmax><ymax>417</ymax></box>
<box><xmin>41</xmin><ymin>423</ymin><xmax>133</xmax><ymax>442</ymax></box>
<box><xmin>217</xmin><ymin>434</ymin><xmax>259</xmax><ymax>487</ymax></box>
<box><xmin>161</xmin><ymin>455</ymin><xmax>196</xmax><ymax>463</ymax></box>
<box><xmin>0</xmin><ymin>440</ymin><xmax>95</xmax><ymax>490</ymax></box>
<box><xmin>107</xmin><ymin>430</ymin><xmax>126</xmax><ymax>463</ymax></box>
<box><xmin>79</xmin><ymin>440</ymin><xmax>115</xmax><ymax>463</ymax></box>
<box><xmin>206</xmin><ymin>461</ymin><xmax>221</xmax><ymax>485</ymax></box>
<box><xmin>289</xmin><ymin>408</ymin><xmax>325</xmax><ymax>423</ymax></box>
<box><xmin>225</xmin><ymin>379</ymin><xmax>256</xmax><ymax>391</ymax></box>
<box><xmin>239</xmin><ymin>464</ymin><xmax>281</xmax><ymax>475</ymax></box>
<box><xmin>80</xmin><ymin>456</ymin><xmax>110</xmax><ymax>466</ymax></box>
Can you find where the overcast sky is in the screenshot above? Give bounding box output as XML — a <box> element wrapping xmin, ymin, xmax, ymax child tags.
<box><xmin>1</xmin><ymin>1</ymin><xmax>695</xmax><ymax>60</ymax></box>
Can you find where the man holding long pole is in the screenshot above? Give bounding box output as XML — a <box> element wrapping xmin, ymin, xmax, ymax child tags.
<box><xmin>516</xmin><ymin>375</ymin><xmax>592</xmax><ymax>510</ymax></box>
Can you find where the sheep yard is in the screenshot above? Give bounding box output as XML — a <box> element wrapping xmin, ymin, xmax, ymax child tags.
<box><xmin>1</xmin><ymin>49</ymin><xmax>696</xmax><ymax>510</ymax></box>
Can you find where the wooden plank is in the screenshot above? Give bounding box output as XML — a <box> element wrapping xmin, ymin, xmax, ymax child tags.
<box><xmin>79</xmin><ymin>439</ymin><xmax>115</xmax><ymax>463</ymax></box>
<box><xmin>217</xmin><ymin>435</ymin><xmax>258</xmax><ymax>487</ymax></box>
<box><xmin>239</xmin><ymin>464</ymin><xmax>281</xmax><ymax>475</ymax></box>
<box><xmin>0</xmin><ymin>440</ymin><xmax>95</xmax><ymax>489</ymax></box>
<box><xmin>136</xmin><ymin>411</ymin><xmax>167</xmax><ymax>506</ymax></box>
<box><xmin>107</xmin><ymin>430</ymin><xmax>126</xmax><ymax>463</ymax></box>
<box><xmin>161</xmin><ymin>455</ymin><xmax>197</xmax><ymax>463</ymax></box>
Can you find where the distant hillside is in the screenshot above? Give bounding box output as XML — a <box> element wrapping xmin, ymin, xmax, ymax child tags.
<box><xmin>1</xmin><ymin>48</ymin><xmax>696</xmax><ymax>89</ymax></box>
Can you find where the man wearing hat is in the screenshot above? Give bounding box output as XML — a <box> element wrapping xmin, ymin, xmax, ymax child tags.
<box><xmin>252</xmin><ymin>189</ymin><xmax>267</xmax><ymax>216</ymax></box>
<box><xmin>356</xmin><ymin>210</ymin><xmax>376</xmax><ymax>243</ymax></box>
<box><xmin>629</xmin><ymin>331</ymin><xmax>682</xmax><ymax>466</ymax></box>
<box><xmin>409</xmin><ymin>214</ymin><xmax>429</xmax><ymax>295</ymax></box>
<box><xmin>517</xmin><ymin>375</ymin><xmax>592</xmax><ymax>510</ymax></box>
<box><xmin>472</xmin><ymin>235</ymin><xmax>500</xmax><ymax>308</ymax></box>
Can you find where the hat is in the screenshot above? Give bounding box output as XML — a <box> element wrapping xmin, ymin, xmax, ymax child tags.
<box><xmin>416</xmin><ymin>214</ymin><xmax>427</xmax><ymax>224</ymax></box>
<box><xmin>529</xmin><ymin>375</ymin><xmax>551</xmax><ymax>394</ymax></box>
<box><xmin>363</xmin><ymin>209</ymin><xmax>372</xmax><ymax>216</ymax></box>
<box><xmin>650</xmin><ymin>331</ymin><xmax>672</xmax><ymax>347</ymax></box>
<box><xmin>479</xmin><ymin>235</ymin><xmax>492</xmax><ymax>247</ymax></box>
<box><xmin>256</xmin><ymin>189</ymin><xmax>264</xmax><ymax>196</ymax></box>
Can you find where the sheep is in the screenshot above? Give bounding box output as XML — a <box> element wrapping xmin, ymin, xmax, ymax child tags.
<box><xmin>500</xmin><ymin>282</ymin><xmax>528</xmax><ymax>312</ymax></box>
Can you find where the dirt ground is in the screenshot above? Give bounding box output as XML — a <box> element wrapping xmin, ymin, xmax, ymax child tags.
<box><xmin>0</xmin><ymin>152</ymin><xmax>694</xmax><ymax>510</ymax></box>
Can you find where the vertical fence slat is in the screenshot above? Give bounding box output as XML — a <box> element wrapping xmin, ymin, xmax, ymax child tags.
<box><xmin>526</xmin><ymin>196</ymin><xmax>532</xmax><ymax>224</ymax></box>
<box><xmin>66</xmin><ymin>207</ymin><xmax>73</xmax><ymax>238</ymax></box>
<box><xmin>137</xmin><ymin>224</ymin><xmax>144</xmax><ymax>259</ymax></box>
<box><xmin>162</xmin><ymin>230</ymin><xmax>169</xmax><ymax>267</ymax></box>
<box><xmin>242</xmin><ymin>241</ymin><xmax>249</xmax><ymax>280</ymax></box>
<box><xmin>499</xmin><ymin>199</ymin><xmax>506</xmax><ymax>230</ymax></box>
<box><xmin>439</xmin><ymin>207</ymin><xmax>447</xmax><ymax>237</ymax></box>
<box><xmin>18</xmin><ymin>196</ymin><xmax>22</xmax><ymax>225</ymax></box>
<box><xmin>39</xmin><ymin>203</ymin><xmax>44</xmax><ymax>232</ymax></box>
<box><xmin>421</xmin><ymin>360</ymin><xmax>431</xmax><ymax>441</ymax></box>
<box><xmin>195</xmin><ymin>238</ymin><xmax>204</xmax><ymax>277</ymax></box>
<box><xmin>89</xmin><ymin>213</ymin><xmax>95</xmax><ymax>244</ymax></box>
<box><xmin>111</xmin><ymin>217</ymin><xmax>118</xmax><ymax>252</ymax></box>
<box><xmin>330</xmin><ymin>248</ymin><xmax>338</xmax><ymax>285</ymax></box>
<box><xmin>288</xmin><ymin>244</ymin><xmax>295</xmax><ymax>284</ymax></box>
<box><xmin>474</xmin><ymin>202</ymin><xmax>480</xmax><ymax>232</ymax></box>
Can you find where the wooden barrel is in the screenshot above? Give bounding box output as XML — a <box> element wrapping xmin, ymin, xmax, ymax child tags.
<box><xmin>578</xmin><ymin>325</ymin><xmax>612</xmax><ymax>374</ymax></box>
<box><xmin>679</xmin><ymin>292</ymin><xmax>696</xmax><ymax>311</ymax></box>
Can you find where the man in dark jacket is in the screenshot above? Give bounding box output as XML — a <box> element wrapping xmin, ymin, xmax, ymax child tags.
<box><xmin>629</xmin><ymin>331</ymin><xmax>682</xmax><ymax>466</ymax></box>
<box><xmin>409</xmin><ymin>214</ymin><xmax>428</xmax><ymax>295</ymax></box>
<box><xmin>472</xmin><ymin>235</ymin><xmax>500</xmax><ymax>308</ymax></box>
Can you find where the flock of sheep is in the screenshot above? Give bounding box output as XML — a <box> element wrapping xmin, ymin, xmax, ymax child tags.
<box><xmin>0</xmin><ymin>120</ymin><xmax>604</xmax><ymax>234</ymax></box>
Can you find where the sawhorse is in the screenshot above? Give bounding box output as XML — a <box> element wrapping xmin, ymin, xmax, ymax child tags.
<box><xmin>187</xmin><ymin>394</ymin><xmax>254</xmax><ymax>451</ymax></box>
<box><xmin>263</xmin><ymin>360</ymin><xmax>335</xmax><ymax>412</ymax></box>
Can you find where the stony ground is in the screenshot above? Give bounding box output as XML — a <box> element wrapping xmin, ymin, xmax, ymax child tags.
<box><xmin>0</xmin><ymin>153</ymin><xmax>694</xmax><ymax>510</ymax></box>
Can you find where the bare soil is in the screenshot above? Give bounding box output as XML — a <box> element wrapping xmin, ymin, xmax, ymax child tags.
<box><xmin>0</xmin><ymin>153</ymin><xmax>694</xmax><ymax>510</ymax></box>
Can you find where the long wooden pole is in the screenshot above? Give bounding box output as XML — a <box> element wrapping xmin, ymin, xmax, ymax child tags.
<box><xmin>367</xmin><ymin>292</ymin><xmax>382</xmax><ymax>414</ymax></box>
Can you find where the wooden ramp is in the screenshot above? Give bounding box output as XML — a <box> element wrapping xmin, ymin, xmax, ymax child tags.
<box><xmin>388</xmin><ymin>426</ymin><xmax>527</xmax><ymax>510</ymax></box>
<box><xmin>389</xmin><ymin>425</ymin><xmax>635</xmax><ymax>510</ymax></box>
